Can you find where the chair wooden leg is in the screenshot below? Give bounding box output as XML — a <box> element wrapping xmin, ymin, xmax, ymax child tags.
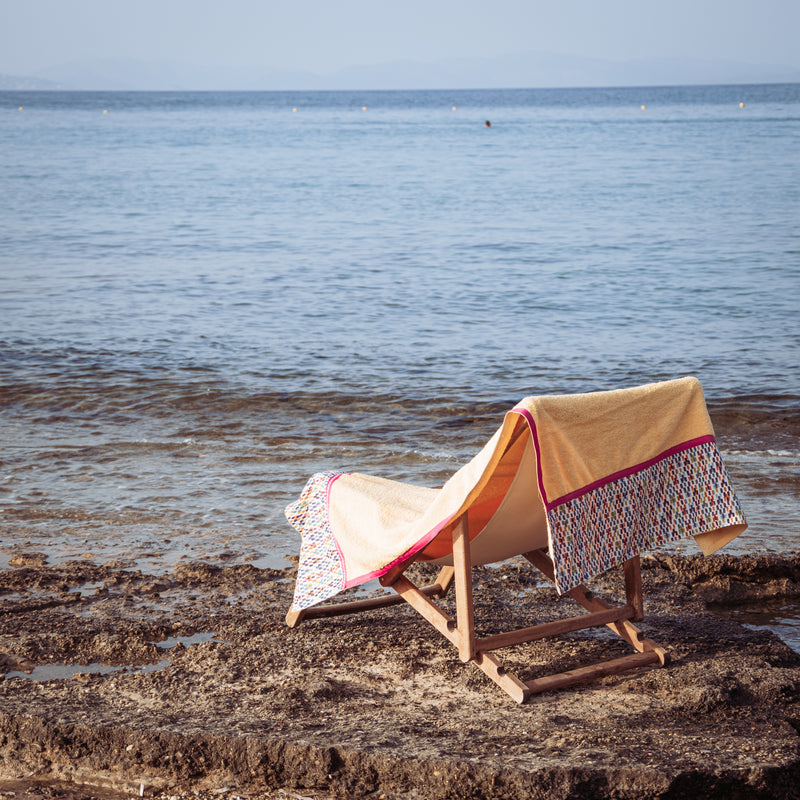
<box><xmin>474</xmin><ymin>651</ymin><xmax>530</xmax><ymax>704</ymax></box>
<box><xmin>624</xmin><ymin>555</ymin><xmax>644</xmax><ymax>621</ymax></box>
<box><xmin>434</xmin><ymin>565</ymin><xmax>455</xmax><ymax>597</ymax></box>
<box><xmin>568</xmin><ymin>581</ymin><xmax>669</xmax><ymax>666</ymax></box>
<box><xmin>391</xmin><ymin>574</ymin><xmax>460</xmax><ymax>646</ymax></box>
<box><xmin>451</xmin><ymin>516</ymin><xmax>476</xmax><ymax>662</ymax></box>
<box><xmin>285</xmin><ymin>608</ymin><xmax>306</xmax><ymax>628</ymax></box>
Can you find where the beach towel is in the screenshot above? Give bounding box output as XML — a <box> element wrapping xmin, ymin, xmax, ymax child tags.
<box><xmin>285</xmin><ymin>377</ymin><xmax>746</xmax><ymax>611</ymax></box>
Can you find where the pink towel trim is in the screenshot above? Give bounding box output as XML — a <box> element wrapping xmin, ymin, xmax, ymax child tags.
<box><xmin>508</xmin><ymin>407</ymin><xmax>549</xmax><ymax>506</ymax></box>
<box><xmin>548</xmin><ymin>434</ymin><xmax>717</xmax><ymax>509</ymax></box>
<box><xmin>343</xmin><ymin>513</ymin><xmax>456</xmax><ymax>589</ymax></box>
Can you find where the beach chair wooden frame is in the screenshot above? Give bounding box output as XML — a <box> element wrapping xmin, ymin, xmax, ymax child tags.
<box><xmin>283</xmin><ymin>379</ymin><xmax>748</xmax><ymax>702</ymax></box>
<box><xmin>285</xmin><ymin>514</ymin><xmax>669</xmax><ymax>704</ymax></box>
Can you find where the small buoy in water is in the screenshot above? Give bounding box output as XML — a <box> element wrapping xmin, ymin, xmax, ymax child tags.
<box><xmin>103</xmin><ymin>109</ymin><xmax>108</xmax><ymax>114</ymax></box>
<box><xmin>485</xmin><ymin>120</ymin><xmax>491</xmax><ymax>127</ymax></box>
<box><xmin>18</xmin><ymin>106</ymin><xmax>23</xmax><ymax>111</ymax></box>
<box><xmin>640</xmin><ymin>105</ymin><xmax>646</xmax><ymax>110</ymax></box>
<box><xmin>452</xmin><ymin>105</ymin><xmax>457</xmax><ymax>110</ymax></box>
<box><xmin>292</xmin><ymin>107</ymin><xmax>297</xmax><ymax>112</ymax></box>
<box><xmin>739</xmin><ymin>102</ymin><xmax>745</xmax><ymax>108</ymax></box>
<box><xmin>362</xmin><ymin>106</ymin><xmax>367</xmax><ymax>111</ymax></box>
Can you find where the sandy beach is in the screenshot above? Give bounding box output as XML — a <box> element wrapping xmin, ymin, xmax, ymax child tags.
<box><xmin>1</xmin><ymin>552</ymin><xmax>798</xmax><ymax>799</ymax></box>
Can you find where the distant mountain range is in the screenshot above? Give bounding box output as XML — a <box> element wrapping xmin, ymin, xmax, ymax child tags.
<box><xmin>0</xmin><ymin>73</ymin><xmax>65</xmax><ymax>90</ymax></box>
<box><xmin>2</xmin><ymin>51</ymin><xmax>799</xmax><ymax>91</ymax></box>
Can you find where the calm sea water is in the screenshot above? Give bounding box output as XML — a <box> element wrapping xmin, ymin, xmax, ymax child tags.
<box><xmin>1</xmin><ymin>85</ymin><xmax>798</xmax><ymax>586</ymax></box>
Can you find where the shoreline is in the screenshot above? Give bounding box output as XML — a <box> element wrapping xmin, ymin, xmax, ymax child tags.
<box><xmin>1</xmin><ymin>554</ymin><xmax>799</xmax><ymax>799</ymax></box>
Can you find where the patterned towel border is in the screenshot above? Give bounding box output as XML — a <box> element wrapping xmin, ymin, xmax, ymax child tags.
<box><xmin>547</xmin><ymin>439</ymin><xmax>746</xmax><ymax>594</ymax></box>
<box><xmin>285</xmin><ymin>471</ymin><xmax>345</xmax><ymax>611</ymax></box>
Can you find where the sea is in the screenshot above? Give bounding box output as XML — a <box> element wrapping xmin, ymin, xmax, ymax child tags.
<box><xmin>1</xmin><ymin>84</ymin><xmax>798</xmax><ymax>644</ymax></box>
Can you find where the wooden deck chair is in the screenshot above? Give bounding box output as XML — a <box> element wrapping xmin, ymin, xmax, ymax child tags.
<box><xmin>284</xmin><ymin>378</ymin><xmax>747</xmax><ymax>703</ymax></box>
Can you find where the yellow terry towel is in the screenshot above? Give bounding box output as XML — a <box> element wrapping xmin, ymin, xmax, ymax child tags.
<box><xmin>286</xmin><ymin>377</ymin><xmax>746</xmax><ymax>610</ymax></box>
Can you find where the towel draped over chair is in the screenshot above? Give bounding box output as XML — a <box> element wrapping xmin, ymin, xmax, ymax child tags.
<box><xmin>286</xmin><ymin>377</ymin><xmax>746</xmax><ymax>612</ymax></box>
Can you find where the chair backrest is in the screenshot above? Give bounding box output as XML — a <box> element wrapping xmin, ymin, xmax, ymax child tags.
<box><xmin>429</xmin><ymin>431</ymin><xmax>548</xmax><ymax>567</ymax></box>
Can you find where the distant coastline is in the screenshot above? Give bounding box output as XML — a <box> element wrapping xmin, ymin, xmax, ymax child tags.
<box><xmin>0</xmin><ymin>73</ymin><xmax>66</xmax><ymax>90</ymax></box>
<box><xmin>2</xmin><ymin>81</ymin><xmax>800</xmax><ymax>99</ymax></box>
<box><xmin>3</xmin><ymin>50</ymin><xmax>799</xmax><ymax>92</ymax></box>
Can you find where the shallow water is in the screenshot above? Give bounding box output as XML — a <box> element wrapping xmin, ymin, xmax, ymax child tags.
<box><xmin>4</xmin><ymin>659</ymin><xmax>171</xmax><ymax>682</ymax></box>
<box><xmin>710</xmin><ymin>599</ymin><xmax>800</xmax><ymax>653</ymax></box>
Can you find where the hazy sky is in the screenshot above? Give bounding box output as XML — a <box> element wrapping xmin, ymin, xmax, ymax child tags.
<box><xmin>2</xmin><ymin>0</ymin><xmax>799</xmax><ymax>76</ymax></box>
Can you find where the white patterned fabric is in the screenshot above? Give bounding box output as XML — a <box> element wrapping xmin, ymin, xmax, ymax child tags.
<box><xmin>285</xmin><ymin>472</ymin><xmax>345</xmax><ymax>611</ymax></box>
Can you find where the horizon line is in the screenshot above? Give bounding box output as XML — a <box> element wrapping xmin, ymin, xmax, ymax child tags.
<box><xmin>3</xmin><ymin>79</ymin><xmax>800</xmax><ymax>93</ymax></box>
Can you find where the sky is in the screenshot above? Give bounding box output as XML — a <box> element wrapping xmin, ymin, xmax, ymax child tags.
<box><xmin>1</xmin><ymin>0</ymin><xmax>799</xmax><ymax>88</ymax></box>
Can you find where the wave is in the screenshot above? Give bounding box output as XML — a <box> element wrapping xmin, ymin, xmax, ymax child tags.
<box><xmin>2</xmin><ymin>369</ymin><xmax>798</xmax><ymax>450</ymax></box>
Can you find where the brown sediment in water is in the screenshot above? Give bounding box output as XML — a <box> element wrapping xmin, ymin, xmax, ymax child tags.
<box><xmin>0</xmin><ymin>554</ymin><xmax>799</xmax><ymax>800</ymax></box>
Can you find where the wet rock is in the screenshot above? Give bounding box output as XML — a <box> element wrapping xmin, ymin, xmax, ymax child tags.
<box><xmin>7</xmin><ymin>553</ymin><xmax>48</xmax><ymax>568</ymax></box>
<box><xmin>0</xmin><ymin>649</ymin><xmax>35</xmax><ymax>674</ymax></box>
<box><xmin>0</xmin><ymin>555</ymin><xmax>798</xmax><ymax>799</ymax></box>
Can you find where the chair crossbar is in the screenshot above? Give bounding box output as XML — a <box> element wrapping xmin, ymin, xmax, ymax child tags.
<box><xmin>285</xmin><ymin>578</ymin><xmax>450</xmax><ymax>627</ymax></box>
<box><xmin>525</xmin><ymin>650</ymin><xmax>662</xmax><ymax>695</ymax></box>
<box><xmin>475</xmin><ymin>605</ymin><xmax>635</xmax><ymax>652</ymax></box>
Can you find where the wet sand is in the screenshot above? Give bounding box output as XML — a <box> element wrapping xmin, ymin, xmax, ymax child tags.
<box><xmin>1</xmin><ymin>553</ymin><xmax>799</xmax><ymax>799</ymax></box>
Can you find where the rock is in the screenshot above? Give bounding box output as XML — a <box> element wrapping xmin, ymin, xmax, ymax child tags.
<box><xmin>0</xmin><ymin>555</ymin><xmax>798</xmax><ymax>799</ymax></box>
<box><xmin>8</xmin><ymin>553</ymin><xmax>48</xmax><ymax>568</ymax></box>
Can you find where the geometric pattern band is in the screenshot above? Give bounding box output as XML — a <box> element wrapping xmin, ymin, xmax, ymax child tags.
<box><xmin>548</xmin><ymin>440</ymin><xmax>746</xmax><ymax>594</ymax></box>
<box><xmin>285</xmin><ymin>471</ymin><xmax>345</xmax><ymax>611</ymax></box>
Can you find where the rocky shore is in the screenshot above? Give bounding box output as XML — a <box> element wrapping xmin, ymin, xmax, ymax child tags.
<box><xmin>1</xmin><ymin>553</ymin><xmax>799</xmax><ymax>799</ymax></box>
